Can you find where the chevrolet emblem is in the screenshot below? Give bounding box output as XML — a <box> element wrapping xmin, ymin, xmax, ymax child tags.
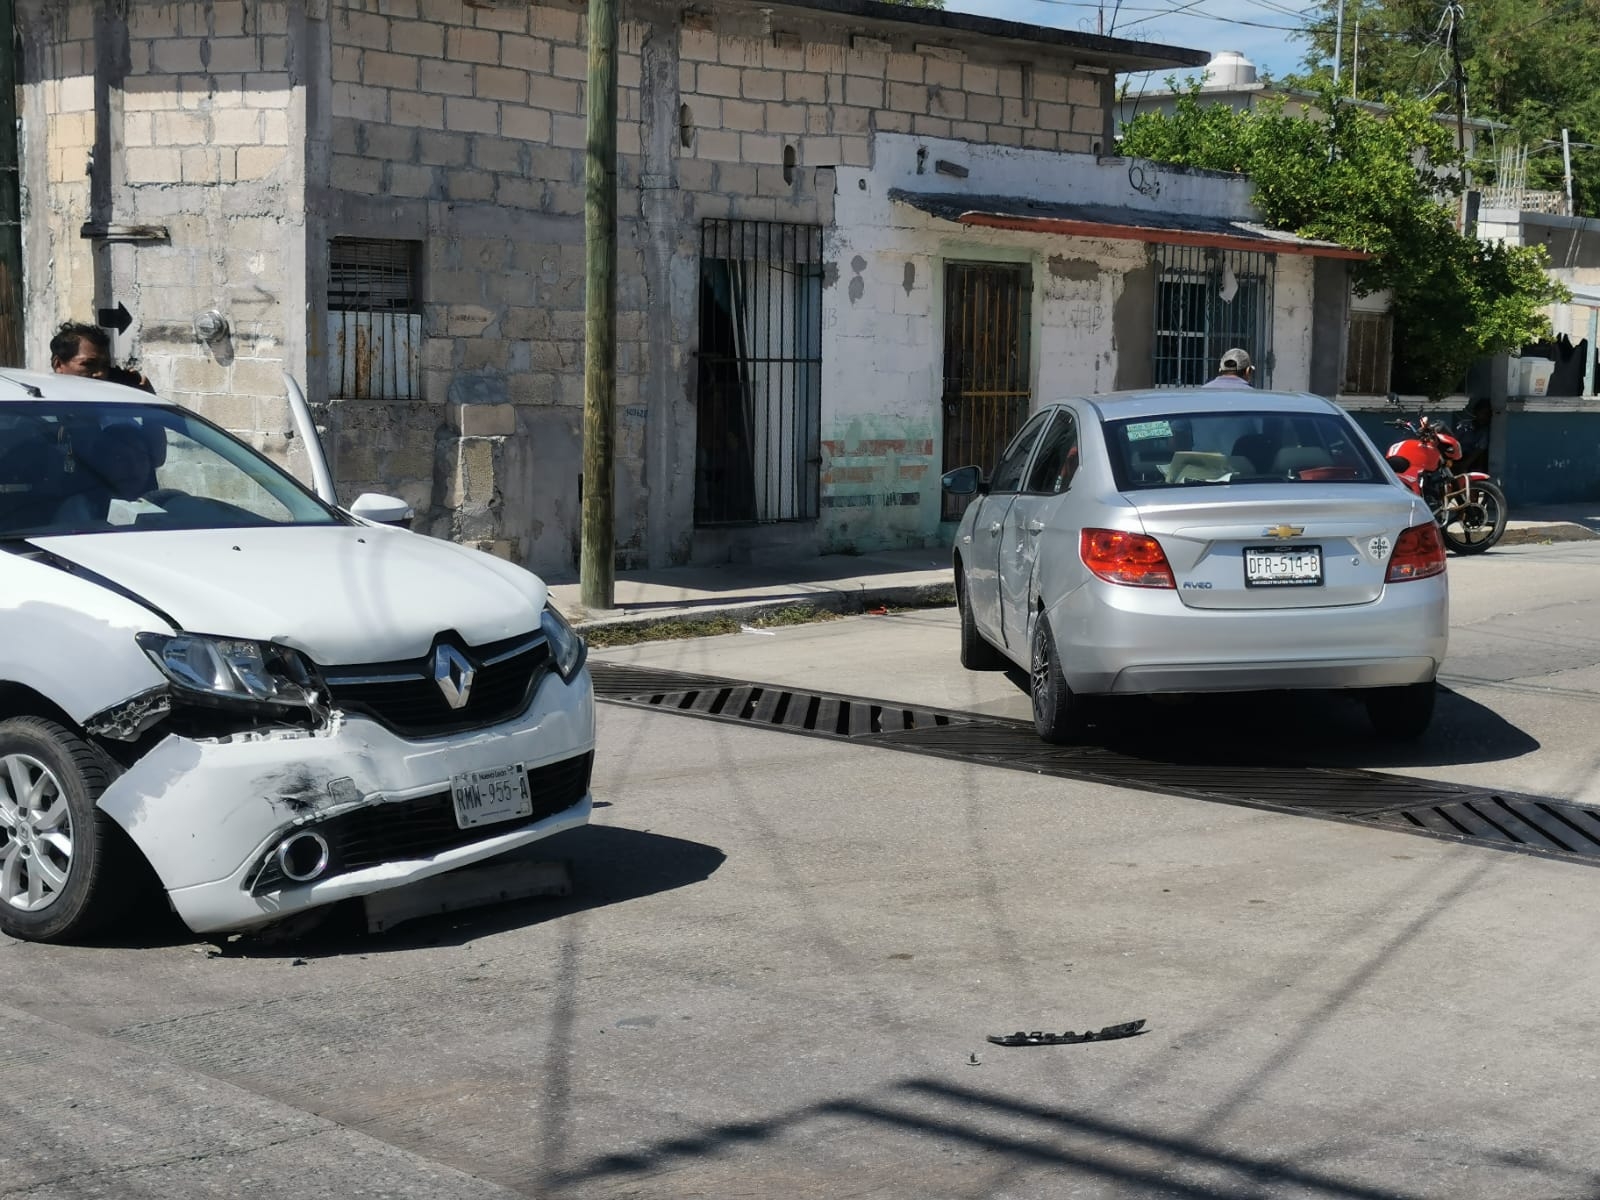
<box><xmin>1262</xmin><ymin>524</ymin><xmax>1304</xmax><ymax>539</ymax></box>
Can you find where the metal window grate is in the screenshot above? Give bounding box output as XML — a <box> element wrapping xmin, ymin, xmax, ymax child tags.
<box><xmin>329</xmin><ymin>238</ymin><xmax>418</xmax><ymax>313</ymax></box>
<box><xmin>1151</xmin><ymin>245</ymin><xmax>1274</xmax><ymax>388</ymax></box>
<box><xmin>695</xmin><ymin>219</ymin><xmax>824</xmax><ymax>526</ymax></box>
<box><xmin>1343</xmin><ymin>310</ymin><xmax>1393</xmax><ymax>395</ymax></box>
<box><xmin>942</xmin><ymin>262</ymin><xmax>1032</xmax><ymax>519</ymax></box>
<box><xmin>327</xmin><ymin>238</ymin><xmax>422</xmax><ymax>401</ymax></box>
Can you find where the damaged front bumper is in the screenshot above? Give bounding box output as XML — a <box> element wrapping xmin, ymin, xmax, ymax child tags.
<box><xmin>94</xmin><ymin>669</ymin><xmax>595</xmax><ymax>934</ymax></box>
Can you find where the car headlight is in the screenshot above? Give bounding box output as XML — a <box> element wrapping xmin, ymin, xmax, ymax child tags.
<box><xmin>135</xmin><ymin>632</ymin><xmax>319</xmax><ymax>710</ymax></box>
<box><xmin>540</xmin><ymin>604</ymin><xmax>587</xmax><ymax>682</ymax></box>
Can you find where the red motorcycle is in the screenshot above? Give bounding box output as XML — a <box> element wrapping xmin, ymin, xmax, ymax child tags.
<box><xmin>1384</xmin><ymin>405</ymin><xmax>1507</xmax><ymax>554</ymax></box>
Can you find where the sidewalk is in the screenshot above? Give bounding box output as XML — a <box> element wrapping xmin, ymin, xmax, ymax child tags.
<box><xmin>549</xmin><ymin>503</ymin><xmax>1599</xmax><ymax>634</ymax></box>
<box><xmin>548</xmin><ymin>545</ymin><xmax>955</xmax><ymax>633</ymax></box>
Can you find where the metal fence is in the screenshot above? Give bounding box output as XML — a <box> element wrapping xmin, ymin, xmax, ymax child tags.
<box><xmin>941</xmin><ymin>261</ymin><xmax>1032</xmax><ymax>518</ymax></box>
<box><xmin>327</xmin><ymin>238</ymin><xmax>422</xmax><ymax>401</ymax></box>
<box><xmin>1151</xmin><ymin>244</ymin><xmax>1274</xmax><ymax>388</ymax></box>
<box><xmin>694</xmin><ymin>219</ymin><xmax>824</xmax><ymax>526</ymax></box>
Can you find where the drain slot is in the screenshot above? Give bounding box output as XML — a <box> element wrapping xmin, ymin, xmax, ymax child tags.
<box><xmin>591</xmin><ymin>662</ymin><xmax>1600</xmax><ymax>867</ymax></box>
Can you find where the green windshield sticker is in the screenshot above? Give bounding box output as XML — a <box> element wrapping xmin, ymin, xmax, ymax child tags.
<box><xmin>1125</xmin><ymin>420</ymin><xmax>1172</xmax><ymax>441</ymax></box>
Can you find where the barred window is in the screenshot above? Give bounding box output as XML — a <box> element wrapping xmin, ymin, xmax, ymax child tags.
<box><xmin>1152</xmin><ymin>245</ymin><xmax>1275</xmax><ymax>388</ymax></box>
<box><xmin>327</xmin><ymin>238</ymin><xmax>422</xmax><ymax>400</ymax></box>
<box><xmin>694</xmin><ymin>219</ymin><xmax>824</xmax><ymax>525</ymax></box>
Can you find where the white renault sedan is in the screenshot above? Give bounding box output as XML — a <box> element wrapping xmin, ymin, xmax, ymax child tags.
<box><xmin>944</xmin><ymin>390</ymin><xmax>1449</xmax><ymax>743</ymax></box>
<box><xmin>0</xmin><ymin>370</ymin><xmax>593</xmax><ymax>943</ymax></box>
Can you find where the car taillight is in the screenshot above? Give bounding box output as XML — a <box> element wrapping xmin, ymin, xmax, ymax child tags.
<box><xmin>1386</xmin><ymin>522</ymin><xmax>1447</xmax><ymax>582</ymax></box>
<box><xmin>1080</xmin><ymin>528</ymin><xmax>1175</xmax><ymax>588</ymax></box>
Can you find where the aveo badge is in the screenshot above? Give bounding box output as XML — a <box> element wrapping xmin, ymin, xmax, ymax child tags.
<box><xmin>1367</xmin><ymin>535</ymin><xmax>1393</xmax><ymax>562</ymax></box>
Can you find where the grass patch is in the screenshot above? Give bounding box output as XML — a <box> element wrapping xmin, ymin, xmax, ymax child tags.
<box><xmin>583</xmin><ymin>603</ymin><xmax>842</xmax><ymax>648</ymax></box>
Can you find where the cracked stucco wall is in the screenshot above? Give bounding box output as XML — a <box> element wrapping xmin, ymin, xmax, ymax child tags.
<box><xmin>20</xmin><ymin>0</ymin><xmax>1149</xmax><ymax>574</ymax></box>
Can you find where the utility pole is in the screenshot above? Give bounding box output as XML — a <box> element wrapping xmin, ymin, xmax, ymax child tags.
<box><xmin>0</xmin><ymin>0</ymin><xmax>24</xmax><ymax>366</ymax></box>
<box><xmin>1561</xmin><ymin>128</ymin><xmax>1574</xmax><ymax>217</ymax></box>
<box><xmin>1351</xmin><ymin>12</ymin><xmax>1360</xmax><ymax>95</ymax></box>
<box><xmin>1446</xmin><ymin>0</ymin><xmax>1470</xmax><ymax>230</ymax></box>
<box><xmin>1332</xmin><ymin>0</ymin><xmax>1345</xmax><ymax>85</ymax></box>
<box><xmin>580</xmin><ymin>0</ymin><xmax>618</xmax><ymax>610</ymax></box>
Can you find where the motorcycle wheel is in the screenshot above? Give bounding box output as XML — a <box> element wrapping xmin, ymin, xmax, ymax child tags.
<box><xmin>1440</xmin><ymin>479</ymin><xmax>1507</xmax><ymax>555</ymax></box>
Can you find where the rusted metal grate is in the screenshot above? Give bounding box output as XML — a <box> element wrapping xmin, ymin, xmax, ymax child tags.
<box><xmin>695</xmin><ymin>219</ymin><xmax>824</xmax><ymax>526</ymax></box>
<box><xmin>1152</xmin><ymin>244</ymin><xmax>1274</xmax><ymax>388</ymax></box>
<box><xmin>941</xmin><ymin>261</ymin><xmax>1032</xmax><ymax>519</ymax></box>
<box><xmin>328</xmin><ymin>237</ymin><xmax>421</xmax><ymax>401</ymax></box>
<box><xmin>1343</xmin><ymin>310</ymin><xmax>1393</xmax><ymax>396</ymax></box>
<box><xmin>590</xmin><ymin>661</ymin><xmax>1600</xmax><ymax>867</ymax></box>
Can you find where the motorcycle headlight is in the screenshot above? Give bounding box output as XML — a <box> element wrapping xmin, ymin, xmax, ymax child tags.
<box><xmin>540</xmin><ymin>604</ymin><xmax>587</xmax><ymax>682</ymax></box>
<box><xmin>136</xmin><ymin>632</ymin><xmax>319</xmax><ymax>710</ymax></box>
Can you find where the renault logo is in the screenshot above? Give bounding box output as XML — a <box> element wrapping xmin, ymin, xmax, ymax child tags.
<box><xmin>434</xmin><ymin>644</ymin><xmax>476</xmax><ymax>710</ymax></box>
<box><xmin>1262</xmin><ymin>524</ymin><xmax>1304</xmax><ymax>540</ymax></box>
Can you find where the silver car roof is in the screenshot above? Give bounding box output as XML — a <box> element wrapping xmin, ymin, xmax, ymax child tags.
<box><xmin>1065</xmin><ymin>389</ymin><xmax>1342</xmax><ymax>422</ymax></box>
<box><xmin>0</xmin><ymin>369</ymin><xmax>175</xmax><ymax>407</ymax></box>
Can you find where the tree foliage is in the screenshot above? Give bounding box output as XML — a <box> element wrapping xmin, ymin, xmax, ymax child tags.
<box><xmin>1289</xmin><ymin>0</ymin><xmax>1600</xmax><ymax>212</ymax></box>
<box><xmin>1121</xmin><ymin>83</ymin><xmax>1563</xmax><ymax>397</ymax></box>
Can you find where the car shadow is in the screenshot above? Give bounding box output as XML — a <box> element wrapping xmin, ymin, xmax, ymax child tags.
<box><xmin>89</xmin><ymin>824</ymin><xmax>725</xmax><ymax>955</ymax></box>
<box><xmin>1001</xmin><ymin>668</ymin><xmax>1539</xmax><ymax>770</ymax></box>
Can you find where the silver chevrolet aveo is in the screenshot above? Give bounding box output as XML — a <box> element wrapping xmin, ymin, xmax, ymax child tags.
<box><xmin>944</xmin><ymin>389</ymin><xmax>1450</xmax><ymax>743</ymax></box>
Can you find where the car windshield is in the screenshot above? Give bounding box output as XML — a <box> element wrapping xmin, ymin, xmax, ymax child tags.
<box><xmin>1104</xmin><ymin>409</ymin><xmax>1386</xmax><ymax>491</ymax></box>
<box><xmin>0</xmin><ymin>400</ymin><xmax>341</xmax><ymax>538</ymax></box>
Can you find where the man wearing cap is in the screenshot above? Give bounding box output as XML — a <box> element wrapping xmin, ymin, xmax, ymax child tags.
<box><xmin>1204</xmin><ymin>347</ymin><xmax>1255</xmax><ymax>389</ymax></box>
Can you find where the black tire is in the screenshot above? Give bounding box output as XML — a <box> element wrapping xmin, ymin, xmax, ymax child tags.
<box><xmin>956</xmin><ymin>565</ymin><xmax>1005</xmax><ymax>671</ymax></box>
<box><xmin>0</xmin><ymin>717</ymin><xmax>134</xmax><ymax>943</ymax></box>
<box><xmin>1364</xmin><ymin>680</ymin><xmax>1437</xmax><ymax>740</ymax></box>
<box><xmin>1030</xmin><ymin>613</ymin><xmax>1081</xmax><ymax>744</ymax></box>
<box><xmin>1440</xmin><ymin>480</ymin><xmax>1507</xmax><ymax>555</ymax></box>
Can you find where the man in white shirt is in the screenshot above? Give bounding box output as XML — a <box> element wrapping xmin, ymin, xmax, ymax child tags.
<box><xmin>1203</xmin><ymin>347</ymin><xmax>1255</xmax><ymax>389</ymax></box>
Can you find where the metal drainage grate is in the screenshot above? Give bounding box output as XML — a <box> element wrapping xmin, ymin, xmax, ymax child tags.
<box><xmin>590</xmin><ymin>662</ymin><xmax>1600</xmax><ymax>867</ymax></box>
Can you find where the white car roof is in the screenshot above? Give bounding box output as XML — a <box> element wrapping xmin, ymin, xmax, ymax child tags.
<box><xmin>1069</xmin><ymin>389</ymin><xmax>1341</xmax><ymax>421</ymax></box>
<box><xmin>0</xmin><ymin>368</ymin><xmax>175</xmax><ymax>407</ymax></box>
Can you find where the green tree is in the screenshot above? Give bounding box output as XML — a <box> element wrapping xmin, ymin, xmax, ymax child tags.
<box><xmin>1121</xmin><ymin>83</ymin><xmax>1564</xmax><ymax>397</ymax></box>
<box><xmin>1289</xmin><ymin>0</ymin><xmax>1600</xmax><ymax>212</ymax></box>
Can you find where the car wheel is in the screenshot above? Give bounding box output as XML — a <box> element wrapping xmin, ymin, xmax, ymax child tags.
<box><xmin>956</xmin><ymin>566</ymin><xmax>1005</xmax><ymax>671</ymax></box>
<box><xmin>0</xmin><ymin>717</ymin><xmax>133</xmax><ymax>943</ymax></box>
<box><xmin>1030</xmin><ymin>613</ymin><xmax>1081</xmax><ymax>744</ymax></box>
<box><xmin>1364</xmin><ymin>681</ymin><xmax>1437</xmax><ymax>740</ymax></box>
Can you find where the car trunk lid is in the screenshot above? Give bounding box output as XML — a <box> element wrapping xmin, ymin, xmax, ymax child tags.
<box><xmin>1130</xmin><ymin>487</ymin><xmax>1423</xmax><ymax>610</ymax></box>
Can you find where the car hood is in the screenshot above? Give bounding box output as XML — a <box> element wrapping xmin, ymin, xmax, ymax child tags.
<box><xmin>29</xmin><ymin>525</ymin><xmax>548</xmax><ymax>665</ymax></box>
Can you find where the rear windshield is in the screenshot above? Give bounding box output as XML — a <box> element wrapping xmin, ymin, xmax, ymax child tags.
<box><xmin>0</xmin><ymin>400</ymin><xmax>341</xmax><ymax>538</ymax></box>
<box><xmin>1104</xmin><ymin>410</ymin><xmax>1386</xmax><ymax>491</ymax></box>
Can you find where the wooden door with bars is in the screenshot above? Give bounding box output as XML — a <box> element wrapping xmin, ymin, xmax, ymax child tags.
<box><xmin>942</xmin><ymin>262</ymin><xmax>1032</xmax><ymax>519</ymax></box>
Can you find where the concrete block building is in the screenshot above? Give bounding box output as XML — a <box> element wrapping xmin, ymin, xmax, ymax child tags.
<box><xmin>15</xmin><ymin>0</ymin><xmax>1365</xmax><ymax>576</ymax></box>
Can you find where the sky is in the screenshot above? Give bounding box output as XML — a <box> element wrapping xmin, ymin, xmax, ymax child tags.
<box><xmin>946</xmin><ymin>0</ymin><xmax>1324</xmax><ymax>91</ymax></box>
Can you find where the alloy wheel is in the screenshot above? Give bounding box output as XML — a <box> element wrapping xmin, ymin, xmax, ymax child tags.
<box><xmin>1031</xmin><ymin>625</ymin><xmax>1051</xmax><ymax>701</ymax></box>
<box><xmin>0</xmin><ymin>753</ymin><xmax>73</xmax><ymax>912</ymax></box>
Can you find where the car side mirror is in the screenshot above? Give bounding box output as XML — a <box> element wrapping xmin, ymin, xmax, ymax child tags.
<box><xmin>941</xmin><ymin>465</ymin><xmax>987</xmax><ymax>496</ymax></box>
<box><xmin>348</xmin><ymin>492</ymin><xmax>415</xmax><ymax>528</ymax></box>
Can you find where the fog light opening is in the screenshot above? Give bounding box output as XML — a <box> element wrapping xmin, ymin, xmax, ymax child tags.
<box><xmin>275</xmin><ymin>831</ymin><xmax>330</xmax><ymax>883</ymax></box>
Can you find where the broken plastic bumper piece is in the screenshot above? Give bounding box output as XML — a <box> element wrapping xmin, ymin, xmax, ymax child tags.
<box><xmin>987</xmin><ymin>1019</ymin><xmax>1147</xmax><ymax>1047</ymax></box>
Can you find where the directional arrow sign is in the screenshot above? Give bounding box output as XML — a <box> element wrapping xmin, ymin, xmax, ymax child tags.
<box><xmin>96</xmin><ymin>302</ymin><xmax>132</xmax><ymax>335</ymax></box>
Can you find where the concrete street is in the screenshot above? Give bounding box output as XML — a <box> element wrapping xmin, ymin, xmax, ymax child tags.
<box><xmin>4</xmin><ymin>542</ymin><xmax>1600</xmax><ymax>1199</ymax></box>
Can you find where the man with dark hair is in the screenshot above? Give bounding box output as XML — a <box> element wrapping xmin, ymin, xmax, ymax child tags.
<box><xmin>49</xmin><ymin>322</ymin><xmax>111</xmax><ymax>376</ymax></box>
<box><xmin>49</xmin><ymin>321</ymin><xmax>155</xmax><ymax>392</ymax></box>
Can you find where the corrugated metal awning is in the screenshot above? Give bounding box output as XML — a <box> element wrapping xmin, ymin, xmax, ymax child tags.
<box><xmin>889</xmin><ymin>190</ymin><xmax>1369</xmax><ymax>260</ymax></box>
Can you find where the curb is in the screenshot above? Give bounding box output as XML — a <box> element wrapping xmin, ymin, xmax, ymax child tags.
<box><xmin>1498</xmin><ymin>522</ymin><xmax>1600</xmax><ymax>547</ymax></box>
<box><xmin>571</xmin><ymin>578</ymin><xmax>955</xmax><ymax>636</ymax></box>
